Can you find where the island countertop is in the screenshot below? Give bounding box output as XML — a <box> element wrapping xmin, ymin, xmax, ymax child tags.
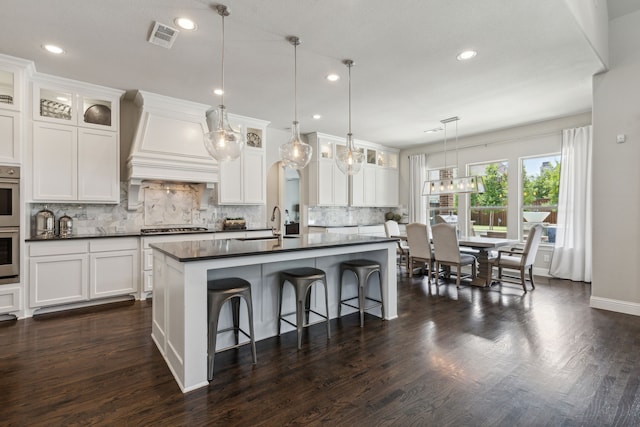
<box><xmin>150</xmin><ymin>233</ymin><xmax>398</xmax><ymax>262</ymax></box>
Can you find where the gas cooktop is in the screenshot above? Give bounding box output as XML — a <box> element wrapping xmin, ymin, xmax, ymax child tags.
<box><xmin>140</xmin><ymin>227</ymin><xmax>209</xmax><ymax>235</ymax></box>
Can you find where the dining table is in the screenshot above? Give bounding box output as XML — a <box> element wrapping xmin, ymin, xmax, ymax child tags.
<box><xmin>458</xmin><ymin>236</ymin><xmax>518</xmax><ymax>287</ymax></box>
<box><xmin>395</xmin><ymin>233</ymin><xmax>517</xmax><ymax>287</ymax></box>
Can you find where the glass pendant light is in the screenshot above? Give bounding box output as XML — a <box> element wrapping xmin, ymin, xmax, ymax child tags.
<box><xmin>203</xmin><ymin>4</ymin><xmax>244</xmax><ymax>162</ymax></box>
<box><xmin>335</xmin><ymin>59</ymin><xmax>364</xmax><ymax>175</ymax></box>
<box><xmin>279</xmin><ymin>36</ymin><xmax>313</xmax><ymax>170</ymax></box>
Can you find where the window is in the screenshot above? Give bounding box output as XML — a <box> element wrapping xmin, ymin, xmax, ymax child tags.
<box><xmin>469</xmin><ymin>161</ymin><xmax>508</xmax><ymax>237</ymax></box>
<box><xmin>426</xmin><ymin>167</ymin><xmax>459</xmax><ymax>226</ymax></box>
<box><xmin>521</xmin><ymin>154</ymin><xmax>560</xmax><ymax>243</ymax></box>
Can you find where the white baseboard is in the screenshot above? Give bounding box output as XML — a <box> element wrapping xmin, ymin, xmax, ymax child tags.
<box><xmin>590</xmin><ymin>296</ymin><xmax>640</xmax><ymax>316</ymax></box>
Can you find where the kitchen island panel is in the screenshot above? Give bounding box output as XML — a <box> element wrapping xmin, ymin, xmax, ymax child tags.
<box><xmin>151</xmin><ymin>236</ymin><xmax>397</xmax><ymax>393</ymax></box>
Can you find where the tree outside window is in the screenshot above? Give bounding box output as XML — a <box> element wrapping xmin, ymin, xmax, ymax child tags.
<box><xmin>521</xmin><ymin>155</ymin><xmax>560</xmax><ymax>243</ymax></box>
<box><xmin>469</xmin><ymin>162</ymin><xmax>508</xmax><ymax>236</ymax></box>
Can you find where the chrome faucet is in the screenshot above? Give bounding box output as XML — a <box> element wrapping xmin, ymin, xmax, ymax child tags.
<box><xmin>271</xmin><ymin>205</ymin><xmax>282</xmax><ymax>237</ymax></box>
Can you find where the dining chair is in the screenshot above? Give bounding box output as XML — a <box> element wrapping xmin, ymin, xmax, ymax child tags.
<box><xmin>431</xmin><ymin>223</ymin><xmax>477</xmax><ymax>288</ymax></box>
<box><xmin>492</xmin><ymin>224</ymin><xmax>543</xmax><ymax>292</ymax></box>
<box><xmin>405</xmin><ymin>222</ymin><xmax>435</xmax><ymax>280</ymax></box>
<box><xmin>384</xmin><ymin>220</ymin><xmax>410</xmax><ymax>272</ymax></box>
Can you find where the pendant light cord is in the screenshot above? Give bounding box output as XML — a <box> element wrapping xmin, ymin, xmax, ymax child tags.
<box><xmin>220</xmin><ymin>12</ymin><xmax>225</xmax><ymax>107</ymax></box>
<box><xmin>293</xmin><ymin>40</ymin><xmax>298</xmax><ymax>123</ymax></box>
<box><xmin>348</xmin><ymin>62</ymin><xmax>352</xmax><ymax>136</ymax></box>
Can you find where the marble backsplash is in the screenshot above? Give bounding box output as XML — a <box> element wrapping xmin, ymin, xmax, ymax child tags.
<box><xmin>28</xmin><ymin>182</ymin><xmax>404</xmax><ymax>235</ymax></box>
<box><xmin>29</xmin><ymin>182</ymin><xmax>265</xmax><ymax>235</ymax></box>
<box><xmin>307</xmin><ymin>206</ymin><xmax>406</xmax><ymax>226</ymax></box>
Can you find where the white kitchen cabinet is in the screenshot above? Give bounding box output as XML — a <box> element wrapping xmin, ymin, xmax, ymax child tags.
<box><xmin>218</xmin><ymin>114</ymin><xmax>269</xmax><ymax>205</ymax></box>
<box><xmin>350</xmin><ymin>142</ymin><xmax>399</xmax><ymax>207</ymax></box>
<box><xmin>32</xmin><ymin>78</ymin><xmax>121</xmax><ymax>132</ymax></box>
<box><xmin>28</xmin><ymin>240</ymin><xmax>89</xmax><ymax>307</ymax></box>
<box><xmin>89</xmin><ymin>238</ymin><xmax>139</xmax><ymax>299</ymax></box>
<box><xmin>0</xmin><ymin>110</ymin><xmax>20</xmax><ymax>165</ymax></box>
<box><xmin>30</xmin><ymin>75</ymin><xmax>122</xmax><ymax>203</ymax></box>
<box><xmin>0</xmin><ymin>286</ymin><xmax>20</xmax><ymax>314</ymax></box>
<box><xmin>32</xmin><ymin>122</ymin><xmax>119</xmax><ymax>202</ymax></box>
<box><xmin>28</xmin><ymin>238</ymin><xmax>138</xmax><ymax>309</ymax></box>
<box><xmin>307</xmin><ymin>132</ymin><xmax>348</xmax><ymax>206</ymax></box>
<box><xmin>0</xmin><ymin>55</ymin><xmax>30</xmax><ymax>165</ymax></box>
<box><xmin>77</xmin><ymin>128</ymin><xmax>119</xmax><ymax>201</ymax></box>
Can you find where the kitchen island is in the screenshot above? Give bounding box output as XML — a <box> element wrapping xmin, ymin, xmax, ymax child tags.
<box><xmin>150</xmin><ymin>233</ymin><xmax>398</xmax><ymax>393</ymax></box>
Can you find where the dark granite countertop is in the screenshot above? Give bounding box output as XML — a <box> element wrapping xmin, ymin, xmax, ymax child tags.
<box><xmin>25</xmin><ymin>228</ymin><xmax>272</xmax><ymax>242</ymax></box>
<box><xmin>150</xmin><ymin>233</ymin><xmax>397</xmax><ymax>262</ymax></box>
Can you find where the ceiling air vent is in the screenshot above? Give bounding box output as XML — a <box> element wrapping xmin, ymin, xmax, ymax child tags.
<box><xmin>148</xmin><ymin>21</ymin><xmax>179</xmax><ymax>49</ymax></box>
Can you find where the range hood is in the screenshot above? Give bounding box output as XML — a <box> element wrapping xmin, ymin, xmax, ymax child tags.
<box><xmin>126</xmin><ymin>90</ymin><xmax>216</xmax><ymax>210</ymax></box>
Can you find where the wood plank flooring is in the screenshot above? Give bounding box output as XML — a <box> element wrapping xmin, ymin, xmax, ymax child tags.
<box><xmin>2</xmin><ymin>274</ymin><xmax>640</xmax><ymax>426</ymax></box>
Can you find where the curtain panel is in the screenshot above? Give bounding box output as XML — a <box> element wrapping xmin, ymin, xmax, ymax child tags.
<box><xmin>408</xmin><ymin>154</ymin><xmax>427</xmax><ymax>224</ymax></box>
<box><xmin>549</xmin><ymin>125</ymin><xmax>592</xmax><ymax>282</ymax></box>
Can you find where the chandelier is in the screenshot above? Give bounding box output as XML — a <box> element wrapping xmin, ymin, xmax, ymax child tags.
<box><xmin>422</xmin><ymin>116</ymin><xmax>484</xmax><ymax>195</ymax></box>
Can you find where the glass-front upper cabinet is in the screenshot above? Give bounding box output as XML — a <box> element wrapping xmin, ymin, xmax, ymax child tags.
<box><xmin>387</xmin><ymin>152</ymin><xmax>398</xmax><ymax>168</ymax></box>
<box><xmin>0</xmin><ymin>69</ymin><xmax>15</xmax><ymax>107</ymax></box>
<box><xmin>33</xmin><ymin>79</ymin><xmax>121</xmax><ymax>131</ymax></box>
<box><xmin>79</xmin><ymin>95</ymin><xmax>115</xmax><ymax>129</ymax></box>
<box><xmin>37</xmin><ymin>87</ymin><xmax>75</xmax><ymax>123</ymax></box>
<box><xmin>319</xmin><ymin>138</ymin><xmax>334</xmax><ymax>160</ymax></box>
<box><xmin>366</xmin><ymin>148</ymin><xmax>377</xmax><ymax>165</ymax></box>
<box><xmin>246</xmin><ymin>127</ymin><xmax>263</xmax><ymax>149</ymax></box>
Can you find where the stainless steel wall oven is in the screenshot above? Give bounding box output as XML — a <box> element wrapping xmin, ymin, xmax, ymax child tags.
<box><xmin>0</xmin><ymin>166</ymin><xmax>19</xmax><ymax>284</ymax></box>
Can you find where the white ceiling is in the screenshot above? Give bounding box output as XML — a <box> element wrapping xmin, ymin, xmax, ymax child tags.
<box><xmin>0</xmin><ymin>0</ymin><xmax>617</xmax><ymax>148</ymax></box>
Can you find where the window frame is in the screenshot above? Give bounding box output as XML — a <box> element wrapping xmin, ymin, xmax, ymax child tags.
<box><xmin>519</xmin><ymin>152</ymin><xmax>561</xmax><ymax>245</ymax></box>
<box><xmin>467</xmin><ymin>159</ymin><xmax>509</xmax><ymax>238</ymax></box>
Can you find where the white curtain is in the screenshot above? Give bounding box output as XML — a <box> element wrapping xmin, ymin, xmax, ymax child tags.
<box><xmin>549</xmin><ymin>125</ymin><xmax>592</xmax><ymax>282</ymax></box>
<box><xmin>408</xmin><ymin>153</ymin><xmax>427</xmax><ymax>224</ymax></box>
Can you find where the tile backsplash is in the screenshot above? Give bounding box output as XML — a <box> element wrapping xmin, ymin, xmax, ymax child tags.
<box><xmin>29</xmin><ymin>182</ymin><xmax>265</xmax><ymax>235</ymax></box>
<box><xmin>308</xmin><ymin>205</ymin><xmax>406</xmax><ymax>226</ymax></box>
<box><xmin>28</xmin><ymin>182</ymin><xmax>404</xmax><ymax>235</ymax></box>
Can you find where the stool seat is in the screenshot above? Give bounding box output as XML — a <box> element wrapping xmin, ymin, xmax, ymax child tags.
<box><xmin>207</xmin><ymin>277</ymin><xmax>257</xmax><ymax>381</ymax></box>
<box><xmin>208</xmin><ymin>277</ymin><xmax>251</xmax><ymax>293</ymax></box>
<box><xmin>278</xmin><ymin>267</ymin><xmax>330</xmax><ymax>349</ymax></box>
<box><xmin>339</xmin><ymin>259</ymin><xmax>384</xmax><ymax>327</ymax></box>
<box><xmin>280</xmin><ymin>267</ymin><xmax>326</xmax><ymax>280</ymax></box>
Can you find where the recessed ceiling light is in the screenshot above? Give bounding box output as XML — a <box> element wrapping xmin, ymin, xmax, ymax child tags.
<box><xmin>213</xmin><ymin>88</ymin><xmax>224</xmax><ymax>95</ymax></box>
<box><xmin>43</xmin><ymin>44</ymin><xmax>65</xmax><ymax>55</ymax></box>
<box><xmin>174</xmin><ymin>17</ymin><xmax>197</xmax><ymax>31</ymax></box>
<box><xmin>326</xmin><ymin>74</ymin><xmax>340</xmax><ymax>82</ymax></box>
<box><xmin>312</xmin><ymin>114</ymin><xmax>322</xmax><ymax>120</ymax></box>
<box><xmin>456</xmin><ymin>50</ymin><xmax>477</xmax><ymax>61</ymax></box>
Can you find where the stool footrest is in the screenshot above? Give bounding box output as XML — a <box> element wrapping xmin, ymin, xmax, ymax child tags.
<box><xmin>279</xmin><ymin>309</ymin><xmax>329</xmax><ymax>329</ymax></box>
<box><xmin>216</xmin><ymin>326</ymin><xmax>252</xmax><ymax>341</ymax></box>
<box><xmin>340</xmin><ymin>299</ymin><xmax>383</xmax><ymax>312</ymax></box>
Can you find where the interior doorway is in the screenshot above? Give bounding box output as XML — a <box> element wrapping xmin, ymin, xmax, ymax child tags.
<box><xmin>281</xmin><ymin>166</ymin><xmax>300</xmax><ymax>234</ymax></box>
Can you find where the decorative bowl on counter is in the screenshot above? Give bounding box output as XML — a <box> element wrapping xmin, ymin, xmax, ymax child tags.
<box><xmin>223</xmin><ymin>218</ymin><xmax>246</xmax><ymax>230</ymax></box>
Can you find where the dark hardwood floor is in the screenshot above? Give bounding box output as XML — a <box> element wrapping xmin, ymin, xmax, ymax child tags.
<box><xmin>2</xmin><ymin>273</ymin><xmax>640</xmax><ymax>426</ymax></box>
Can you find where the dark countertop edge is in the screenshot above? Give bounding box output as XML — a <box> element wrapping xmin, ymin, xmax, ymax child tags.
<box><xmin>152</xmin><ymin>236</ymin><xmax>398</xmax><ymax>263</ymax></box>
<box><xmin>25</xmin><ymin>228</ymin><xmax>273</xmax><ymax>242</ymax></box>
<box><xmin>308</xmin><ymin>223</ymin><xmax>409</xmax><ymax>228</ymax></box>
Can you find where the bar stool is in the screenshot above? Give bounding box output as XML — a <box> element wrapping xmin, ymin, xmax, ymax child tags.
<box><xmin>339</xmin><ymin>259</ymin><xmax>384</xmax><ymax>327</ymax></box>
<box><xmin>207</xmin><ymin>277</ymin><xmax>257</xmax><ymax>381</ymax></box>
<box><xmin>278</xmin><ymin>267</ymin><xmax>330</xmax><ymax>349</ymax></box>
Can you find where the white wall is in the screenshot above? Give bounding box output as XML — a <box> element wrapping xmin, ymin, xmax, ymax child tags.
<box><xmin>591</xmin><ymin>10</ymin><xmax>640</xmax><ymax>314</ymax></box>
